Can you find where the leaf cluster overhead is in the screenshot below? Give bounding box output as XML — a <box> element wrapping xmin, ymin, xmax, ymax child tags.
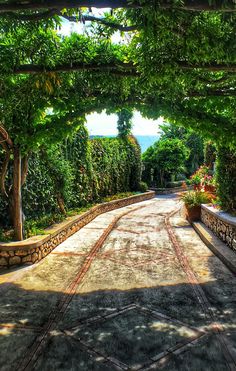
<box><xmin>0</xmin><ymin>1</ymin><xmax>235</xmax><ymax>148</ymax></box>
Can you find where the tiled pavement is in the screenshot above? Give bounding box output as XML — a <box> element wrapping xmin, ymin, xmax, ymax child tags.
<box><xmin>0</xmin><ymin>195</ymin><xmax>236</xmax><ymax>370</ymax></box>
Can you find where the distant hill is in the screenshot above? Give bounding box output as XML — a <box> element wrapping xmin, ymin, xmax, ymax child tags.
<box><xmin>90</xmin><ymin>135</ymin><xmax>159</xmax><ymax>153</ymax></box>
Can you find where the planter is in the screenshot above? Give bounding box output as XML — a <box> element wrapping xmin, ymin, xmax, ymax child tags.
<box><xmin>184</xmin><ymin>205</ymin><xmax>201</xmax><ymax>223</ymax></box>
<box><xmin>204</xmin><ymin>184</ymin><xmax>216</xmax><ymax>193</ymax></box>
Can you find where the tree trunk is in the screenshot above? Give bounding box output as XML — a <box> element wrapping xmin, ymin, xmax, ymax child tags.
<box><xmin>13</xmin><ymin>147</ymin><xmax>23</xmax><ymax>241</ymax></box>
<box><xmin>57</xmin><ymin>193</ymin><xmax>67</xmax><ymax>215</ymax></box>
<box><xmin>160</xmin><ymin>170</ymin><xmax>164</xmax><ymax>188</ymax></box>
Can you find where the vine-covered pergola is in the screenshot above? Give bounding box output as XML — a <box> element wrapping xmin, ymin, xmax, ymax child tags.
<box><xmin>0</xmin><ymin>0</ymin><xmax>235</xmax><ymax>239</ymax></box>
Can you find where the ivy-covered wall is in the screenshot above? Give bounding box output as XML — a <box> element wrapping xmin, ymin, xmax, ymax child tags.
<box><xmin>216</xmin><ymin>146</ymin><xmax>236</xmax><ymax>213</ymax></box>
<box><xmin>0</xmin><ymin>128</ymin><xmax>141</xmax><ymax>225</ymax></box>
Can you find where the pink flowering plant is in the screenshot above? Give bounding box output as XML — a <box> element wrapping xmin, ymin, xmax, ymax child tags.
<box><xmin>190</xmin><ymin>165</ymin><xmax>209</xmax><ymax>187</ymax></box>
<box><xmin>190</xmin><ymin>165</ymin><xmax>216</xmax><ymax>191</ymax></box>
<box><xmin>202</xmin><ymin>174</ymin><xmax>214</xmax><ymax>186</ymax></box>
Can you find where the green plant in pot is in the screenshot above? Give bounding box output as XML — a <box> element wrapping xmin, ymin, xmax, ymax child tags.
<box><xmin>181</xmin><ymin>191</ymin><xmax>211</xmax><ymax>222</ymax></box>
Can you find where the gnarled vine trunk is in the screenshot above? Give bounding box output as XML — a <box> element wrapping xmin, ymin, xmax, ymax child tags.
<box><xmin>0</xmin><ymin>126</ymin><xmax>28</xmax><ymax>241</ymax></box>
<box><xmin>12</xmin><ymin>147</ymin><xmax>23</xmax><ymax>240</ymax></box>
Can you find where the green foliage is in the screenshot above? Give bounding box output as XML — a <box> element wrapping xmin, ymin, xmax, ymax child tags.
<box><xmin>24</xmin><ymin>192</ymin><xmax>137</xmax><ymax>239</ymax></box>
<box><xmin>190</xmin><ymin>165</ymin><xmax>212</xmax><ymax>187</ymax></box>
<box><xmin>0</xmin><ymin>9</ymin><xmax>235</xmax><ymax>150</ymax></box>
<box><xmin>166</xmin><ymin>181</ymin><xmax>185</xmax><ymax>189</ymax></box>
<box><xmin>204</xmin><ymin>141</ymin><xmax>217</xmax><ymax>169</ymax></box>
<box><xmin>160</xmin><ymin>123</ymin><xmax>204</xmax><ymax>176</ymax></box>
<box><xmin>0</xmin><ymin>130</ymin><xmax>142</xmax><ymax>226</ymax></box>
<box><xmin>22</xmin><ymin>154</ymin><xmax>58</xmax><ymax>218</ymax></box>
<box><xmin>0</xmin><ymin>5</ymin><xmax>235</xmax><ymax>236</ymax></box>
<box><xmin>44</xmin><ymin>147</ymin><xmax>75</xmax><ymax>205</ymax></box>
<box><xmin>138</xmin><ymin>181</ymin><xmax>148</xmax><ymax>192</ymax></box>
<box><xmin>181</xmin><ymin>191</ymin><xmax>211</xmax><ymax>208</ymax></box>
<box><xmin>216</xmin><ymin>146</ymin><xmax>236</xmax><ymax>213</ymax></box>
<box><xmin>117</xmin><ymin>108</ymin><xmax>133</xmax><ymax>138</ymax></box>
<box><xmin>142</xmin><ymin>137</ymin><xmax>189</xmax><ymax>187</ymax></box>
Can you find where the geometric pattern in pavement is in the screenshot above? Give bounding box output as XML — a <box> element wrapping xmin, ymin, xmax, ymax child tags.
<box><xmin>1</xmin><ymin>198</ymin><xmax>235</xmax><ymax>371</ymax></box>
<box><xmin>98</xmin><ymin>247</ymin><xmax>178</xmax><ymax>269</ymax></box>
<box><xmin>64</xmin><ymin>304</ymin><xmax>206</xmax><ymax>370</ymax></box>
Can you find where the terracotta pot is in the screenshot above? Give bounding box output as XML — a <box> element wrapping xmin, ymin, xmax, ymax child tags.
<box><xmin>184</xmin><ymin>205</ymin><xmax>201</xmax><ymax>223</ymax></box>
<box><xmin>204</xmin><ymin>184</ymin><xmax>216</xmax><ymax>193</ymax></box>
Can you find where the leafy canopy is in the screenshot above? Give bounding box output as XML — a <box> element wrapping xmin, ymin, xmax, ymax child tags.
<box><xmin>0</xmin><ymin>4</ymin><xmax>235</xmax><ymax>150</ymax></box>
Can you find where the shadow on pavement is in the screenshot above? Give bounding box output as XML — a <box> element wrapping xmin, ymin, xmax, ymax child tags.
<box><xmin>0</xmin><ymin>276</ymin><xmax>236</xmax><ymax>371</ymax></box>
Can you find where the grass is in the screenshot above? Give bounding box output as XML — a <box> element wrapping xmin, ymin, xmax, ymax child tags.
<box><xmin>0</xmin><ymin>192</ymin><xmax>139</xmax><ymax>241</ymax></box>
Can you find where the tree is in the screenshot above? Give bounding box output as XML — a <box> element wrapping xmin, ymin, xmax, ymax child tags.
<box><xmin>0</xmin><ymin>0</ymin><xmax>235</xmax><ymax>16</ymax></box>
<box><xmin>0</xmin><ymin>2</ymin><xmax>235</xmax><ymax>239</ymax></box>
<box><xmin>142</xmin><ymin>138</ymin><xmax>190</xmax><ymax>187</ymax></box>
<box><xmin>159</xmin><ymin>123</ymin><xmax>204</xmax><ymax>175</ymax></box>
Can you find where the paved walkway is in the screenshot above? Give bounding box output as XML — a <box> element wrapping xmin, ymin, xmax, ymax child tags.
<box><xmin>0</xmin><ymin>195</ymin><xmax>236</xmax><ymax>371</ymax></box>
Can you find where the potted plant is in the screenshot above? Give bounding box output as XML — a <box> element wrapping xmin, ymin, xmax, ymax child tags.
<box><xmin>190</xmin><ymin>173</ymin><xmax>201</xmax><ymax>190</ymax></box>
<box><xmin>190</xmin><ymin>165</ymin><xmax>212</xmax><ymax>191</ymax></box>
<box><xmin>181</xmin><ymin>190</ymin><xmax>211</xmax><ymax>222</ymax></box>
<box><xmin>202</xmin><ymin>175</ymin><xmax>216</xmax><ymax>193</ymax></box>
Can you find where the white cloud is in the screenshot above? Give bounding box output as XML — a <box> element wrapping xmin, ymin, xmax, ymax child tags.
<box><xmin>85</xmin><ymin>111</ymin><xmax>163</xmax><ymax>136</ymax></box>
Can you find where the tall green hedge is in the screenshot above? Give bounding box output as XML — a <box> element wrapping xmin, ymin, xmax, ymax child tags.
<box><xmin>216</xmin><ymin>146</ymin><xmax>236</xmax><ymax>213</ymax></box>
<box><xmin>0</xmin><ymin>127</ymin><xmax>141</xmax><ymax>225</ymax></box>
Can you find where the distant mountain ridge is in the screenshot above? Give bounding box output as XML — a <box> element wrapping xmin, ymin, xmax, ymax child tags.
<box><xmin>90</xmin><ymin>135</ymin><xmax>159</xmax><ymax>153</ymax></box>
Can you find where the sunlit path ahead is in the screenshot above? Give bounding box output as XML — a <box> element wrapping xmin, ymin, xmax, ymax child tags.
<box><xmin>1</xmin><ymin>195</ymin><xmax>236</xmax><ymax>370</ymax></box>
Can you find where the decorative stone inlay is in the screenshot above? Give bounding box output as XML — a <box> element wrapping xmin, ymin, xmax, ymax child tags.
<box><xmin>65</xmin><ymin>304</ymin><xmax>204</xmax><ymax>370</ymax></box>
<box><xmin>201</xmin><ymin>205</ymin><xmax>236</xmax><ymax>252</ymax></box>
<box><xmin>98</xmin><ymin>246</ymin><xmax>177</xmax><ymax>268</ymax></box>
<box><xmin>0</xmin><ymin>191</ymin><xmax>155</xmax><ymax>269</ymax></box>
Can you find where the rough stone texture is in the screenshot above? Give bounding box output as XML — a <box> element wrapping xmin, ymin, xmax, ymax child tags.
<box><xmin>0</xmin><ymin>191</ymin><xmax>155</xmax><ymax>269</ymax></box>
<box><xmin>9</xmin><ymin>256</ymin><xmax>21</xmax><ymax>266</ymax></box>
<box><xmin>201</xmin><ymin>206</ymin><xmax>236</xmax><ymax>252</ymax></box>
<box><xmin>0</xmin><ymin>257</ymin><xmax>8</xmax><ymax>266</ymax></box>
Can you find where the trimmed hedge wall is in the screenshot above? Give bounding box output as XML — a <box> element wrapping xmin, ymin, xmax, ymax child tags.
<box><xmin>0</xmin><ymin>127</ymin><xmax>141</xmax><ymax>225</ymax></box>
<box><xmin>216</xmin><ymin>146</ymin><xmax>236</xmax><ymax>213</ymax></box>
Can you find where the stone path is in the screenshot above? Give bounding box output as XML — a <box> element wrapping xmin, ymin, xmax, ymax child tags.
<box><xmin>0</xmin><ymin>195</ymin><xmax>236</xmax><ymax>371</ymax></box>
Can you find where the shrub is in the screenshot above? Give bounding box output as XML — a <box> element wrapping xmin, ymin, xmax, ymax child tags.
<box><xmin>166</xmin><ymin>181</ymin><xmax>184</xmax><ymax>188</ymax></box>
<box><xmin>0</xmin><ymin>128</ymin><xmax>142</xmax><ymax>226</ymax></box>
<box><xmin>138</xmin><ymin>181</ymin><xmax>148</xmax><ymax>192</ymax></box>
<box><xmin>181</xmin><ymin>190</ymin><xmax>211</xmax><ymax>208</ymax></box>
<box><xmin>216</xmin><ymin>146</ymin><xmax>236</xmax><ymax>213</ymax></box>
<box><xmin>204</xmin><ymin>141</ymin><xmax>217</xmax><ymax>170</ymax></box>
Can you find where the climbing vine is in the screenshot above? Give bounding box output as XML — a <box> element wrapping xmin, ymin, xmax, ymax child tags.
<box><xmin>0</xmin><ymin>129</ymin><xmax>142</xmax><ymax>225</ymax></box>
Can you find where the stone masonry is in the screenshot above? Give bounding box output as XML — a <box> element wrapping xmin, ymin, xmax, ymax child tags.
<box><xmin>0</xmin><ymin>191</ymin><xmax>155</xmax><ymax>269</ymax></box>
<box><xmin>201</xmin><ymin>204</ymin><xmax>236</xmax><ymax>252</ymax></box>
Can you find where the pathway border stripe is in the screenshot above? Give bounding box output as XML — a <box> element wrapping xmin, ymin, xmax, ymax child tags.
<box><xmin>165</xmin><ymin>208</ymin><xmax>236</xmax><ymax>370</ymax></box>
<box><xmin>18</xmin><ymin>204</ymin><xmax>148</xmax><ymax>371</ymax></box>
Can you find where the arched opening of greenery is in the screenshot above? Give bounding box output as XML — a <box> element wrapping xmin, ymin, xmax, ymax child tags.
<box><xmin>0</xmin><ymin>1</ymin><xmax>235</xmax><ymax>239</ymax></box>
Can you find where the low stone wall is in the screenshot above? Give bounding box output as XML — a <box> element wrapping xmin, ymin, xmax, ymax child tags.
<box><xmin>201</xmin><ymin>204</ymin><xmax>236</xmax><ymax>252</ymax></box>
<box><xmin>0</xmin><ymin>191</ymin><xmax>155</xmax><ymax>269</ymax></box>
<box><xmin>151</xmin><ymin>186</ymin><xmax>193</xmax><ymax>195</ymax></box>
